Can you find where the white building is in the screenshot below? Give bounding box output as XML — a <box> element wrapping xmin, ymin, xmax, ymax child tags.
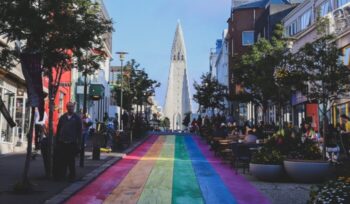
<box><xmin>74</xmin><ymin>0</ymin><xmax>114</xmax><ymax>122</ymax></box>
<box><xmin>164</xmin><ymin>22</ymin><xmax>192</xmax><ymax>130</ymax></box>
<box><xmin>215</xmin><ymin>30</ymin><xmax>230</xmax><ymax>112</ymax></box>
<box><xmin>0</xmin><ymin>38</ymin><xmax>29</xmax><ymax>154</ymax></box>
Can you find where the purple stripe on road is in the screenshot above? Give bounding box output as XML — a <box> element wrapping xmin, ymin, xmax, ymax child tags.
<box><xmin>192</xmin><ymin>135</ymin><xmax>271</xmax><ymax>204</ymax></box>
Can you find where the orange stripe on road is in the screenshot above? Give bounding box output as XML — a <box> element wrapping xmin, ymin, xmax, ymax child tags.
<box><xmin>103</xmin><ymin>136</ymin><xmax>165</xmax><ymax>204</ymax></box>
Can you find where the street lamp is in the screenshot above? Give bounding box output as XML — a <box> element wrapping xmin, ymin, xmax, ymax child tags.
<box><xmin>116</xmin><ymin>51</ymin><xmax>128</xmax><ymax>131</ymax></box>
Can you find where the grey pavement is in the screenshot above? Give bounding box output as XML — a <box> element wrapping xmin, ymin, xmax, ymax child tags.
<box><xmin>243</xmin><ymin>173</ymin><xmax>312</xmax><ymax>204</ymax></box>
<box><xmin>0</xmin><ymin>135</ymin><xmax>148</xmax><ymax>204</ymax></box>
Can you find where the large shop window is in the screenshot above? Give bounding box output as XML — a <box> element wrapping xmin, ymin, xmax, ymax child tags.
<box><xmin>0</xmin><ymin>88</ymin><xmax>15</xmax><ymax>143</ymax></box>
<box><xmin>299</xmin><ymin>9</ymin><xmax>312</xmax><ymax>31</ymax></box>
<box><xmin>337</xmin><ymin>0</ymin><xmax>350</xmax><ymax>8</ymax></box>
<box><xmin>15</xmin><ymin>97</ymin><xmax>30</xmax><ymax>142</ymax></box>
<box><xmin>242</xmin><ymin>31</ymin><xmax>254</xmax><ymax>46</ymax></box>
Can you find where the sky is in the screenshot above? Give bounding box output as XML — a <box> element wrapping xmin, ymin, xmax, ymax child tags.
<box><xmin>104</xmin><ymin>0</ymin><xmax>231</xmax><ymax>111</ymax></box>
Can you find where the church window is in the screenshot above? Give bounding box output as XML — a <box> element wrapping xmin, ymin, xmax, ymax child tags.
<box><xmin>178</xmin><ymin>52</ymin><xmax>180</xmax><ymax>60</ymax></box>
<box><xmin>181</xmin><ymin>55</ymin><xmax>184</xmax><ymax>60</ymax></box>
<box><xmin>173</xmin><ymin>55</ymin><xmax>176</xmax><ymax>60</ymax></box>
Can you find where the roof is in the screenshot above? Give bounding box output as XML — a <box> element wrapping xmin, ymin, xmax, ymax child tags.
<box><xmin>232</xmin><ymin>0</ymin><xmax>302</xmax><ymax>11</ymax></box>
<box><xmin>232</xmin><ymin>0</ymin><xmax>268</xmax><ymax>11</ymax></box>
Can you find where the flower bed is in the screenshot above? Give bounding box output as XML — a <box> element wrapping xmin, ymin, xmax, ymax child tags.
<box><xmin>309</xmin><ymin>177</ymin><xmax>350</xmax><ymax>203</ymax></box>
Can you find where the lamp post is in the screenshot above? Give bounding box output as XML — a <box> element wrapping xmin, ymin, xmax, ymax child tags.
<box><xmin>116</xmin><ymin>51</ymin><xmax>128</xmax><ymax>131</ymax></box>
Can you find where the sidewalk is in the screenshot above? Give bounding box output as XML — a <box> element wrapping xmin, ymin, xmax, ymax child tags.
<box><xmin>0</xmin><ymin>136</ymin><xmax>148</xmax><ymax>204</ymax></box>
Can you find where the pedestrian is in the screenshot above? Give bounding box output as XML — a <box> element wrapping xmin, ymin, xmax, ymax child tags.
<box><xmin>53</xmin><ymin>102</ymin><xmax>82</xmax><ymax>181</ymax></box>
<box><xmin>34</xmin><ymin>107</ymin><xmax>48</xmax><ymax>151</ymax></box>
<box><xmin>82</xmin><ymin>113</ymin><xmax>93</xmax><ymax>146</ymax></box>
<box><xmin>122</xmin><ymin>111</ymin><xmax>129</xmax><ymax>130</ymax></box>
<box><xmin>113</xmin><ymin>113</ymin><xmax>119</xmax><ymax>130</ymax></box>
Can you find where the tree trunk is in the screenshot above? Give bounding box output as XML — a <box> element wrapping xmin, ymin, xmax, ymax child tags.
<box><xmin>22</xmin><ymin>107</ymin><xmax>35</xmax><ymax>185</ymax></box>
<box><xmin>322</xmin><ymin>103</ymin><xmax>328</xmax><ymax>160</ymax></box>
<box><xmin>48</xmin><ymin>68</ymin><xmax>54</xmax><ymax>177</ymax></box>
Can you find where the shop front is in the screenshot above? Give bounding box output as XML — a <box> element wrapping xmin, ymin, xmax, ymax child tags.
<box><xmin>0</xmin><ymin>71</ymin><xmax>29</xmax><ymax>154</ymax></box>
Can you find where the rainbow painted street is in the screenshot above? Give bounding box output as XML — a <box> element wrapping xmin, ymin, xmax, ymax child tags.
<box><xmin>65</xmin><ymin>134</ymin><xmax>270</xmax><ymax>204</ymax></box>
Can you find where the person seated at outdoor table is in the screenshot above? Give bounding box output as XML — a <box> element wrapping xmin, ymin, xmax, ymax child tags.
<box><xmin>340</xmin><ymin>114</ymin><xmax>350</xmax><ymax>157</ymax></box>
<box><xmin>325</xmin><ymin>134</ymin><xmax>340</xmax><ymax>164</ymax></box>
<box><xmin>216</xmin><ymin>123</ymin><xmax>228</xmax><ymax>138</ymax></box>
<box><xmin>244</xmin><ymin>130</ymin><xmax>257</xmax><ymax>143</ymax></box>
<box><xmin>303</xmin><ymin>122</ymin><xmax>316</xmax><ymax>139</ymax></box>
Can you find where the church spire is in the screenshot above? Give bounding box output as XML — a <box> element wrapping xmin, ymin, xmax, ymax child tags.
<box><xmin>171</xmin><ymin>21</ymin><xmax>187</xmax><ymax>62</ymax></box>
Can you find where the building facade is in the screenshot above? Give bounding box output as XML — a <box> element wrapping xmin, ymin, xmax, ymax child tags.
<box><xmin>227</xmin><ymin>0</ymin><xmax>266</xmax><ymax>125</ymax></box>
<box><xmin>210</xmin><ymin>30</ymin><xmax>230</xmax><ymax>115</ymax></box>
<box><xmin>282</xmin><ymin>0</ymin><xmax>350</xmax><ymax>129</ymax></box>
<box><xmin>0</xmin><ymin>38</ymin><xmax>29</xmax><ymax>154</ymax></box>
<box><xmin>75</xmin><ymin>0</ymin><xmax>113</xmax><ymax>123</ymax></box>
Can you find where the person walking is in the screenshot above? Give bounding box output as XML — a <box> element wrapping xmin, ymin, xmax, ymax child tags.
<box><xmin>54</xmin><ymin>102</ymin><xmax>82</xmax><ymax>181</ymax></box>
<box><xmin>82</xmin><ymin>113</ymin><xmax>93</xmax><ymax>146</ymax></box>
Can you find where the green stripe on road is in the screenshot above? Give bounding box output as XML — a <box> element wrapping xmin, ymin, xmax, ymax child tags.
<box><xmin>172</xmin><ymin>136</ymin><xmax>204</xmax><ymax>204</ymax></box>
<box><xmin>137</xmin><ymin>135</ymin><xmax>175</xmax><ymax>204</ymax></box>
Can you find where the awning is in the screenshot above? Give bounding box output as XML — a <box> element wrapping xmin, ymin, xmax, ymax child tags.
<box><xmin>89</xmin><ymin>84</ymin><xmax>105</xmax><ymax>100</ymax></box>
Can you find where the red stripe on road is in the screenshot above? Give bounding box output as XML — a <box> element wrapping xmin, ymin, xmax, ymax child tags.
<box><xmin>65</xmin><ymin>135</ymin><xmax>158</xmax><ymax>204</ymax></box>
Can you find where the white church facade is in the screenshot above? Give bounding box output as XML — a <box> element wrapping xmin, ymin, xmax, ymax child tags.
<box><xmin>164</xmin><ymin>22</ymin><xmax>192</xmax><ymax>130</ymax></box>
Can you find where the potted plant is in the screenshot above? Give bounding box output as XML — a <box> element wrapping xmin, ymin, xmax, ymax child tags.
<box><xmin>284</xmin><ymin>137</ymin><xmax>331</xmax><ymax>183</ymax></box>
<box><xmin>308</xmin><ymin>177</ymin><xmax>350</xmax><ymax>203</ymax></box>
<box><xmin>250</xmin><ymin>147</ymin><xmax>284</xmax><ymax>181</ymax></box>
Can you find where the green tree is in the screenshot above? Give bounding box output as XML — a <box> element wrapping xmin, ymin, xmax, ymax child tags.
<box><xmin>182</xmin><ymin>112</ymin><xmax>191</xmax><ymax>127</ymax></box>
<box><xmin>235</xmin><ymin>24</ymin><xmax>302</xmax><ymax>125</ymax></box>
<box><xmin>113</xmin><ymin>59</ymin><xmax>160</xmax><ymax>115</ymax></box>
<box><xmin>290</xmin><ymin>35</ymin><xmax>350</xmax><ymax>157</ymax></box>
<box><xmin>193</xmin><ymin>72</ymin><xmax>227</xmax><ymax>114</ymax></box>
<box><xmin>0</xmin><ymin>0</ymin><xmax>112</xmax><ymax>188</ymax></box>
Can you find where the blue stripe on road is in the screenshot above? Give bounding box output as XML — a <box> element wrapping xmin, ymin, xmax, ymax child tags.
<box><xmin>184</xmin><ymin>136</ymin><xmax>238</xmax><ymax>204</ymax></box>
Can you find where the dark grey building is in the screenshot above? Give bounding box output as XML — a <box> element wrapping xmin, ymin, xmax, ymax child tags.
<box><xmin>255</xmin><ymin>0</ymin><xmax>303</xmax><ymax>40</ymax></box>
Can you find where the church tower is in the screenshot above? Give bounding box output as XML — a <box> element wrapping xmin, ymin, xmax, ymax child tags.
<box><xmin>164</xmin><ymin>21</ymin><xmax>192</xmax><ymax>130</ymax></box>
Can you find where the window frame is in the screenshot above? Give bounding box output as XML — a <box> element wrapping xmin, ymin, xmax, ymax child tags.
<box><xmin>242</xmin><ymin>31</ymin><xmax>255</xmax><ymax>46</ymax></box>
<box><xmin>299</xmin><ymin>9</ymin><xmax>313</xmax><ymax>31</ymax></box>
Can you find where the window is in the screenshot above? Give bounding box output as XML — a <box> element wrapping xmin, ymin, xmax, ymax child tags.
<box><xmin>59</xmin><ymin>92</ymin><xmax>65</xmax><ymax>117</ymax></box>
<box><xmin>287</xmin><ymin>20</ymin><xmax>298</xmax><ymax>36</ymax></box>
<box><xmin>242</xmin><ymin>31</ymin><xmax>254</xmax><ymax>46</ymax></box>
<box><xmin>0</xmin><ymin>89</ymin><xmax>15</xmax><ymax>143</ymax></box>
<box><xmin>299</xmin><ymin>9</ymin><xmax>312</xmax><ymax>31</ymax></box>
<box><xmin>318</xmin><ymin>0</ymin><xmax>333</xmax><ymax>17</ymax></box>
<box><xmin>344</xmin><ymin>47</ymin><xmax>350</xmax><ymax>66</ymax></box>
<box><xmin>336</xmin><ymin>0</ymin><xmax>350</xmax><ymax>8</ymax></box>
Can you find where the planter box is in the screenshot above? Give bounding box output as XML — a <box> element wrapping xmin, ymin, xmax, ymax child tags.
<box><xmin>284</xmin><ymin>160</ymin><xmax>331</xmax><ymax>183</ymax></box>
<box><xmin>250</xmin><ymin>163</ymin><xmax>284</xmax><ymax>181</ymax></box>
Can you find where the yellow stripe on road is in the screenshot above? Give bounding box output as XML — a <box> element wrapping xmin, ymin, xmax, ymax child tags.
<box><xmin>104</xmin><ymin>136</ymin><xmax>165</xmax><ymax>204</ymax></box>
<box><xmin>137</xmin><ymin>135</ymin><xmax>175</xmax><ymax>204</ymax></box>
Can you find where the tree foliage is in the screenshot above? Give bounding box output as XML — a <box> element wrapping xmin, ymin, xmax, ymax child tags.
<box><xmin>0</xmin><ymin>0</ymin><xmax>113</xmax><ymax>70</ymax></box>
<box><xmin>291</xmin><ymin>35</ymin><xmax>350</xmax><ymax>104</ymax></box>
<box><xmin>113</xmin><ymin>59</ymin><xmax>160</xmax><ymax>111</ymax></box>
<box><xmin>182</xmin><ymin>112</ymin><xmax>191</xmax><ymax>127</ymax></box>
<box><xmin>235</xmin><ymin>24</ymin><xmax>299</xmax><ymax>109</ymax></box>
<box><xmin>193</xmin><ymin>72</ymin><xmax>227</xmax><ymax>112</ymax></box>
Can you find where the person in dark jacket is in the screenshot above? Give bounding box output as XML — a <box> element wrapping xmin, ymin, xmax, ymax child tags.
<box><xmin>54</xmin><ymin>102</ymin><xmax>82</xmax><ymax>181</ymax></box>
